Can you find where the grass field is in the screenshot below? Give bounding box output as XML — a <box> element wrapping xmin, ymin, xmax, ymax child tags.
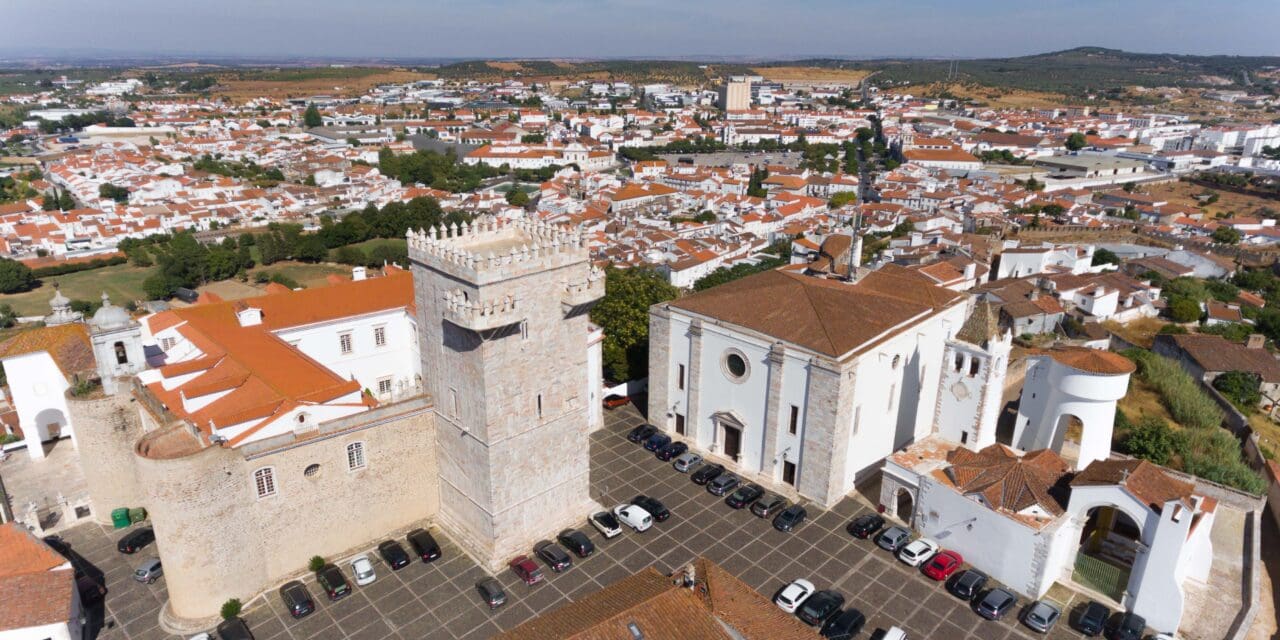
<box><xmin>894</xmin><ymin>82</ymin><xmax>1074</xmax><ymax>110</ymax></box>
<box><xmin>213</xmin><ymin>68</ymin><xmax>435</xmax><ymax>100</ymax></box>
<box><xmin>249</xmin><ymin>261</ymin><xmax>350</xmax><ymax>288</ymax></box>
<box><xmin>1117</xmin><ymin>376</ymin><xmax>1180</xmax><ymax>428</ymax></box>
<box><xmin>0</xmin><ymin>264</ymin><xmax>153</xmax><ymax>317</ymax></box>
<box><xmin>341</xmin><ymin>238</ymin><xmax>407</xmax><ymax>254</ymax></box>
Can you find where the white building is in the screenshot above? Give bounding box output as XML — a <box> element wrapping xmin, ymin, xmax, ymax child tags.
<box><xmin>995</xmin><ymin>244</ymin><xmax>1094</xmax><ymax>280</ymax></box>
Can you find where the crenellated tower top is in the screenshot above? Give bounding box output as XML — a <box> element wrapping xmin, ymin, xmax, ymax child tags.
<box><xmin>407</xmin><ymin>214</ymin><xmax>591</xmax><ymax>285</ymax></box>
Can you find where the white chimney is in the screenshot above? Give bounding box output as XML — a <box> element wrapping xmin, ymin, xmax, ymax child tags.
<box><xmin>352</xmin><ymin>266</ymin><xmax>367</xmax><ymax>281</ymax></box>
<box><xmin>963</xmin><ymin>262</ymin><xmax>976</xmax><ymax>281</ymax></box>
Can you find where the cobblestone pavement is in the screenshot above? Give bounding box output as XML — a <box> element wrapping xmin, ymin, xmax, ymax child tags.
<box><xmin>66</xmin><ymin>404</ymin><xmax>1100</xmax><ymax>639</ymax></box>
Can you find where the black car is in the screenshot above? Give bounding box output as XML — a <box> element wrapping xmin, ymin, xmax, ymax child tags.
<box><xmin>278</xmin><ymin>580</ymin><xmax>315</xmax><ymax>618</ymax></box>
<box><xmin>1106</xmin><ymin>612</ymin><xmax>1146</xmax><ymax>640</ymax></box>
<box><xmin>407</xmin><ymin>528</ymin><xmax>442</xmax><ymax>562</ymax></box>
<box><xmin>116</xmin><ymin>527</ymin><xmax>155</xmax><ymax>554</ymax></box>
<box><xmin>216</xmin><ymin>617</ymin><xmax>255</xmax><ymax>640</ymax></box>
<box><xmin>975</xmin><ymin>588</ymin><xmax>1017</xmax><ymax>620</ymax></box>
<box><xmin>1075</xmin><ymin>601</ymin><xmax>1110</xmax><ymax>636</ymax></box>
<box><xmin>845</xmin><ymin>514</ymin><xmax>885</xmax><ymax>539</ymax></box>
<box><xmin>706</xmin><ymin>472</ymin><xmax>740</xmax><ymax>496</ymax></box>
<box><xmin>627</xmin><ymin>425</ymin><xmax>657</xmax><ymax>443</ymax></box>
<box><xmin>773</xmin><ymin>504</ymin><xmax>807</xmax><ymax>532</ymax></box>
<box><xmin>378</xmin><ymin>540</ymin><xmax>411</xmax><ymax>570</ymax></box>
<box><xmin>690</xmin><ymin>463</ymin><xmax>725</xmax><ymax>485</ymax></box>
<box><xmin>476</xmin><ymin>577</ymin><xmax>507</xmax><ymax>609</ymax></box>
<box><xmin>632</xmin><ymin>494</ymin><xmax>670</xmax><ymax>522</ymax></box>
<box><xmin>820</xmin><ymin>608</ymin><xmax>866</xmax><ymax>640</ymax></box>
<box><xmin>643</xmin><ymin>433</ymin><xmax>672</xmax><ymax>452</ymax></box>
<box><xmin>797</xmin><ymin>589</ymin><xmax>845</xmax><ymax>626</ymax></box>
<box><xmin>725</xmin><ymin>483</ymin><xmax>765</xmax><ymax>509</ymax></box>
<box><xmin>533</xmin><ymin>540</ymin><xmax>573</xmax><ymax>572</ymax></box>
<box><xmin>316</xmin><ymin>564</ymin><xmax>351</xmax><ymax>601</ymax></box>
<box><xmin>751</xmin><ymin>493</ymin><xmax>788</xmax><ymax>518</ymax></box>
<box><xmin>947</xmin><ymin>569</ymin><xmax>988</xmax><ymax>601</ymax></box>
<box><xmin>556</xmin><ymin>529</ymin><xmax>595</xmax><ymax>558</ymax></box>
<box><xmin>656</xmin><ymin>441</ymin><xmax>688</xmax><ymax>461</ymax></box>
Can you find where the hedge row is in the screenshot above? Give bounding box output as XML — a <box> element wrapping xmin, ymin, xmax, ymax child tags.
<box><xmin>31</xmin><ymin>255</ymin><xmax>128</xmax><ymax>278</ymax></box>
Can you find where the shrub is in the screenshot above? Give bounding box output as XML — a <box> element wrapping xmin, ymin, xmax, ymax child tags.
<box><xmin>308</xmin><ymin>556</ymin><xmax>326</xmax><ymax>573</ymax></box>
<box><xmin>1177</xmin><ymin>429</ymin><xmax>1266</xmax><ymax>494</ymax></box>
<box><xmin>1212</xmin><ymin>371</ymin><xmax>1261</xmax><ymax>410</ymax></box>
<box><xmin>1120</xmin><ymin>416</ymin><xmax>1175</xmax><ymax>466</ymax></box>
<box><xmin>1166</xmin><ymin>296</ymin><xmax>1202</xmax><ymax>323</ymax></box>
<box><xmin>1123</xmin><ymin>349</ymin><xmax>1223</xmax><ymax>429</ymax></box>
<box><xmin>220</xmin><ymin>598</ymin><xmax>242</xmax><ymax>620</ymax></box>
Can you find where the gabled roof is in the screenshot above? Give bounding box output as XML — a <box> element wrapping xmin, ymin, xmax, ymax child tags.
<box><xmin>1071</xmin><ymin>458</ymin><xmax>1195</xmax><ymax>513</ymax></box>
<box><xmin>944</xmin><ymin>445</ymin><xmax>1070</xmax><ymax>523</ymax></box>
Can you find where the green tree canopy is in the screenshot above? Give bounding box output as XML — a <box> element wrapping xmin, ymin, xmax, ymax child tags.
<box><xmin>303</xmin><ymin>103</ymin><xmax>323</xmax><ymax>128</ymax></box>
<box><xmin>0</xmin><ymin>258</ymin><xmax>35</xmax><ymax>294</ymax></box>
<box><xmin>1213</xmin><ymin>370</ymin><xmax>1262</xmax><ymax>409</ymax></box>
<box><xmin>589</xmin><ymin>267</ymin><xmax>678</xmax><ymax>382</ymax></box>
<box><xmin>1065</xmin><ymin>132</ymin><xmax>1088</xmax><ymax>151</ymax></box>
<box><xmin>1211</xmin><ymin>226</ymin><xmax>1242</xmax><ymax>244</ymax></box>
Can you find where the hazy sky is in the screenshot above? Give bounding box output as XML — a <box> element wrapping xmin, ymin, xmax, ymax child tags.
<box><xmin>6</xmin><ymin>0</ymin><xmax>1279</xmax><ymax>59</ymax></box>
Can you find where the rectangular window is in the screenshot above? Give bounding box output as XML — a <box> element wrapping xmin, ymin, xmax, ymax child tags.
<box><xmin>954</xmin><ymin>353</ymin><xmax>963</xmax><ymax>372</ymax></box>
<box><xmin>969</xmin><ymin>357</ymin><xmax>981</xmax><ymax>377</ymax></box>
<box><xmin>675</xmin><ymin>413</ymin><xmax>686</xmax><ymax>435</ymax></box>
<box><xmin>377</xmin><ymin>377</ymin><xmax>393</xmax><ymax>396</ymax></box>
<box><xmin>339</xmin><ymin>333</ymin><xmax>353</xmax><ymax>354</ymax></box>
<box><xmin>347</xmin><ymin>442</ymin><xmax>366</xmax><ymax>470</ymax></box>
<box><xmin>788</xmin><ymin>405</ymin><xmax>799</xmax><ymax>435</ymax></box>
<box><xmin>373</xmin><ymin>326</ymin><xmax>387</xmax><ymax>348</ymax></box>
<box><xmin>537</xmin><ymin>394</ymin><xmax>543</xmax><ymax>418</ymax></box>
<box><xmin>160</xmin><ymin>337</ymin><xmax>175</xmax><ymax>351</ymax></box>
<box><xmin>677</xmin><ymin>364</ymin><xmax>686</xmax><ymax>390</ymax></box>
<box><xmin>253</xmin><ymin>468</ymin><xmax>276</xmax><ymax>499</ymax></box>
<box><xmin>960</xmin><ymin>432</ymin><xmax>969</xmax><ymax>445</ymax></box>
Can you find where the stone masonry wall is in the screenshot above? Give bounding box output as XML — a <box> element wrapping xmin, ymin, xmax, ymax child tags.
<box><xmin>67</xmin><ymin>391</ymin><xmax>146</xmax><ymax>524</ymax></box>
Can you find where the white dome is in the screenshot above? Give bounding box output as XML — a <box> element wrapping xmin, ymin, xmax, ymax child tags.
<box><xmin>91</xmin><ymin>293</ymin><xmax>131</xmax><ymax>330</ymax></box>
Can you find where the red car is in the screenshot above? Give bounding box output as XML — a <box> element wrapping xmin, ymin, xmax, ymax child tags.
<box><xmin>922</xmin><ymin>550</ymin><xmax>963</xmax><ymax>581</ymax></box>
<box><xmin>603</xmin><ymin>394</ymin><xmax>630</xmax><ymax>409</ymax></box>
<box><xmin>509</xmin><ymin>555</ymin><xmax>544</xmax><ymax>585</ymax></box>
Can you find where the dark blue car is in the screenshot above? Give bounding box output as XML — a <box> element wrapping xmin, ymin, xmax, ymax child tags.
<box><xmin>644</xmin><ymin>433</ymin><xmax>672</xmax><ymax>452</ymax></box>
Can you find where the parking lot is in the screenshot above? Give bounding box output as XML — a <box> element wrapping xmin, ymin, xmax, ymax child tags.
<box><xmin>68</xmin><ymin>403</ymin><xmax>1098</xmax><ymax>639</ymax></box>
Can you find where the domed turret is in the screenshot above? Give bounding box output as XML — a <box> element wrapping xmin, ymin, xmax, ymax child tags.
<box><xmin>90</xmin><ymin>292</ymin><xmax>132</xmax><ymax>332</ymax></box>
<box><xmin>44</xmin><ymin>284</ymin><xmax>84</xmax><ymax>326</ymax></box>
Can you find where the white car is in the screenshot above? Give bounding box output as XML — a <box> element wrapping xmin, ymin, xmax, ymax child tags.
<box><xmin>883</xmin><ymin>627</ymin><xmax>908</xmax><ymax>640</ymax></box>
<box><xmin>188</xmin><ymin>635</ymin><xmax>211</xmax><ymax>640</ymax></box>
<box><xmin>589</xmin><ymin>511</ymin><xmax>623</xmax><ymax>538</ymax></box>
<box><xmin>774</xmin><ymin>578</ymin><xmax>815</xmax><ymax>613</ymax></box>
<box><xmin>613</xmin><ymin>504</ymin><xmax>653</xmax><ymax>532</ymax></box>
<box><xmin>350</xmin><ymin>554</ymin><xmax>376</xmax><ymax>586</ymax></box>
<box><xmin>897</xmin><ymin>537</ymin><xmax>939</xmax><ymax>567</ymax></box>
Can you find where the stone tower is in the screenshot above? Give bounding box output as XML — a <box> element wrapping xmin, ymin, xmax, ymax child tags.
<box><xmin>933</xmin><ymin>301</ymin><xmax>1011</xmax><ymax>450</ymax></box>
<box><xmin>88</xmin><ymin>292</ymin><xmax>146</xmax><ymax>394</ymax></box>
<box><xmin>408</xmin><ymin>215</ymin><xmax>604</xmax><ymax>570</ymax></box>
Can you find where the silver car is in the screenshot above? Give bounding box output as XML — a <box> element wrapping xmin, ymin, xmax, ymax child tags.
<box><xmin>673</xmin><ymin>452</ymin><xmax>703</xmax><ymax>472</ymax></box>
<box><xmin>134</xmin><ymin>557</ymin><xmax>163</xmax><ymax>584</ymax></box>
<box><xmin>1022</xmin><ymin>600</ymin><xmax>1060</xmax><ymax>633</ymax></box>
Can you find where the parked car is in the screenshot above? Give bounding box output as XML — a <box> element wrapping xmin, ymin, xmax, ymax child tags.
<box><xmin>533</xmin><ymin>540</ymin><xmax>573</xmax><ymax>572</ymax></box>
<box><xmin>820</xmin><ymin>608</ymin><xmax>866</xmax><ymax>640</ymax></box>
<box><xmin>631</xmin><ymin>495</ymin><xmax>670</xmax><ymax>522</ymax></box>
<box><xmin>627</xmin><ymin>425</ymin><xmax>657</xmax><ymax>443</ymax></box>
<box><xmin>603</xmin><ymin>394</ymin><xmax>630</xmax><ymax>409</ymax></box>
<box><xmin>1023</xmin><ymin>600</ymin><xmax>1061</xmax><ymax>633</ymax></box>
<box><xmin>897</xmin><ymin>537</ymin><xmax>939</xmax><ymax>567</ymax></box>
<box><xmin>509</xmin><ymin>555</ymin><xmax>544</xmax><ymax>585</ymax></box>
<box><xmin>690</xmin><ymin>462</ymin><xmax>725</xmax><ymax>485</ymax></box>
<box><xmin>406</xmin><ymin>528</ymin><xmax>441</xmax><ymax>562</ymax></box>
<box><xmin>133</xmin><ymin>557</ymin><xmax>163</xmax><ymax>584</ymax></box>
<box><xmin>922</xmin><ymin>550</ymin><xmax>962</xmax><ymax>581</ymax></box>
<box><xmin>644</xmin><ymin>433</ymin><xmax>672</xmax><ymax>452</ymax></box>
<box><xmin>215</xmin><ymin>617</ymin><xmax>254</xmax><ymax>640</ymax></box>
<box><xmin>725</xmin><ymin>483</ymin><xmax>765</xmax><ymax>509</ymax></box>
<box><xmin>350</xmin><ymin>555</ymin><xmax>376</xmax><ymax>586</ymax></box>
<box><xmin>706</xmin><ymin>472</ymin><xmax>740</xmax><ymax>496</ymax></box>
<box><xmin>556</xmin><ymin>529</ymin><xmax>595</xmax><ymax>558</ymax></box>
<box><xmin>875</xmin><ymin>526</ymin><xmax>911</xmax><ymax>552</ymax></box>
<box><xmin>589</xmin><ymin>511</ymin><xmax>623</xmax><ymax>538</ymax></box>
<box><xmin>316</xmin><ymin>564</ymin><xmax>351</xmax><ymax>601</ymax></box>
<box><xmin>476</xmin><ymin>577</ymin><xmax>507</xmax><ymax>609</ymax></box>
<box><xmin>774</xmin><ymin>578</ymin><xmax>815</xmax><ymax>614</ymax></box>
<box><xmin>1075</xmin><ymin>601</ymin><xmax>1110</xmax><ymax>636</ymax></box>
<box><xmin>845</xmin><ymin>514</ymin><xmax>885</xmax><ymax>539</ymax></box>
<box><xmin>377</xmin><ymin>540</ymin><xmax>411</xmax><ymax>570</ymax></box>
<box><xmin>116</xmin><ymin>527</ymin><xmax>155</xmax><ymax>554</ymax></box>
<box><xmin>1107</xmin><ymin>612</ymin><xmax>1146</xmax><ymax>640</ymax></box>
<box><xmin>278</xmin><ymin>581</ymin><xmax>315</xmax><ymax>618</ymax></box>
<box><xmin>947</xmin><ymin>569</ymin><xmax>988</xmax><ymax>601</ymax></box>
<box><xmin>975</xmin><ymin>588</ymin><xmax>1017</xmax><ymax>620</ymax></box>
<box><xmin>773</xmin><ymin>504</ymin><xmax>808</xmax><ymax>532</ymax></box>
<box><xmin>882</xmin><ymin>627</ymin><xmax>908</xmax><ymax>640</ymax></box>
<box><xmin>613</xmin><ymin>504</ymin><xmax>653</xmax><ymax>532</ymax></box>
<box><xmin>673</xmin><ymin>452</ymin><xmax>703</xmax><ymax>472</ymax></box>
<box><xmin>751</xmin><ymin>493</ymin><xmax>788</xmax><ymax>518</ymax></box>
<box><xmin>797</xmin><ymin>589</ymin><xmax>845</xmax><ymax>626</ymax></box>
<box><xmin>656</xmin><ymin>441</ymin><xmax>688</xmax><ymax>461</ymax></box>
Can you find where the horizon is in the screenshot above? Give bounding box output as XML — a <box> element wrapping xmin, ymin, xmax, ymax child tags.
<box><xmin>5</xmin><ymin>0</ymin><xmax>1279</xmax><ymax>61</ymax></box>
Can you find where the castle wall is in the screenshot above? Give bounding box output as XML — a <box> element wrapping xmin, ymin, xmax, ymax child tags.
<box><xmin>66</xmin><ymin>391</ymin><xmax>145</xmax><ymax>524</ymax></box>
<box><xmin>137</xmin><ymin>399</ymin><xmax>438</xmax><ymax>621</ymax></box>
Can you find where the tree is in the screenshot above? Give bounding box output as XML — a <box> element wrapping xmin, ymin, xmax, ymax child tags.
<box><xmin>505</xmin><ymin>188</ymin><xmax>530</xmax><ymax>207</ymax></box>
<box><xmin>220</xmin><ymin>599</ymin><xmax>242</xmax><ymax>621</ymax></box>
<box><xmin>1065</xmin><ymin>132</ymin><xmax>1088</xmax><ymax>151</ymax></box>
<box><xmin>308</xmin><ymin>556</ymin><xmax>326</xmax><ymax>573</ymax></box>
<box><xmin>1211</xmin><ymin>226</ymin><xmax>1242</xmax><ymax>244</ymax></box>
<box><xmin>1121</xmin><ymin>415</ymin><xmax>1175</xmax><ymax>466</ymax></box>
<box><xmin>303</xmin><ymin>103</ymin><xmax>322</xmax><ymax>128</ymax></box>
<box><xmin>1167</xmin><ymin>296</ymin><xmax>1202</xmax><ymax>323</ymax></box>
<box><xmin>1091</xmin><ymin>247</ymin><xmax>1120</xmax><ymax>266</ymax></box>
<box><xmin>58</xmin><ymin>190</ymin><xmax>74</xmax><ymax>210</ymax></box>
<box><xmin>1213</xmin><ymin>370</ymin><xmax>1262</xmax><ymax>410</ymax></box>
<box><xmin>99</xmin><ymin>183</ymin><xmax>130</xmax><ymax>204</ymax></box>
<box><xmin>0</xmin><ymin>258</ymin><xmax>34</xmax><ymax>294</ymax></box>
<box><xmin>589</xmin><ymin>268</ymin><xmax>678</xmax><ymax>382</ymax></box>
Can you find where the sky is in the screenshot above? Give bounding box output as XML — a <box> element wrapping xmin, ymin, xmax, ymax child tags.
<box><xmin>5</xmin><ymin>0</ymin><xmax>1279</xmax><ymax>60</ymax></box>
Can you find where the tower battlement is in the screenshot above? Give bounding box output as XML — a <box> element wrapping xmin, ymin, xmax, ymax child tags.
<box><xmin>407</xmin><ymin>215</ymin><xmax>592</xmax><ymax>285</ymax></box>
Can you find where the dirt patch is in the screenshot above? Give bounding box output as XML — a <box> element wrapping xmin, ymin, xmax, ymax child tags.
<box><xmin>751</xmin><ymin>67</ymin><xmax>872</xmax><ymax>84</ymax></box>
<box><xmin>894</xmin><ymin>83</ymin><xmax>1071</xmax><ymax>110</ymax></box>
<box><xmin>1103</xmin><ymin>317</ymin><xmax>1169</xmax><ymax>349</ymax></box>
<box><xmin>215</xmin><ymin>69</ymin><xmax>434</xmax><ymax>101</ymax></box>
<box><xmin>486</xmin><ymin>61</ymin><xmax>526</xmax><ymax>72</ymax></box>
<box><xmin>1141</xmin><ymin>181</ymin><xmax>1279</xmax><ymax>219</ymax></box>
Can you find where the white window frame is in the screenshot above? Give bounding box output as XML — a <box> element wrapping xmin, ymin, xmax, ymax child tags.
<box><xmin>373</xmin><ymin>325</ymin><xmax>387</xmax><ymax>348</ymax></box>
<box><xmin>346</xmin><ymin>442</ymin><xmax>366</xmax><ymax>471</ymax></box>
<box><xmin>376</xmin><ymin>377</ymin><xmax>393</xmax><ymax>397</ymax></box>
<box><xmin>339</xmin><ymin>332</ymin><xmax>353</xmax><ymax>355</ymax></box>
<box><xmin>253</xmin><ymin>467</ymin><xmax>277</xmax><ymax>499</ymax></box>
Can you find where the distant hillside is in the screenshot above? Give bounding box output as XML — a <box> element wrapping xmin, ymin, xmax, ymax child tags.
<box><xmin>428</xmin><ymin>59</ymin><xmax>756</xmax><ymax>85</ymax></box>
<box><xmin>785</xmin><ymin>47</ymin><xmax>1280</xmax><ymax>93</ymax></box>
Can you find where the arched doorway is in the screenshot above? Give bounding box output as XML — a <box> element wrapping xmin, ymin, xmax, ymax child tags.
<box><xmin>895</xmin><ymin>488</ymin><xmax>915</xmax><ymax>526</ymax></box>
<box><xmin>33</xmin><ymin>407</ymin><xmax>68</xmax><ymax>441</ymax></box>
<box><xmin>1051</xmin><ymin>413</ymin><xmax>1084</xmax><ymax>466</ymax></box>
<box><xmin>1073</xmin><ymin>505</ymin><xmax>1142</xmax><ymax>603</ymax></box>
